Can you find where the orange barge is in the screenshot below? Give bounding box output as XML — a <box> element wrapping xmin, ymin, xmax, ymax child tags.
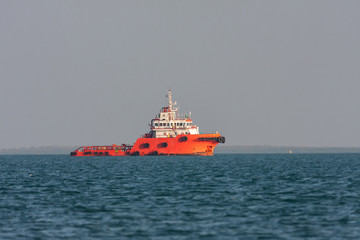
<box><xmin>70</xmin><ymin>90</ymin><xmax>225</xmax><ymax>156</ymax></box>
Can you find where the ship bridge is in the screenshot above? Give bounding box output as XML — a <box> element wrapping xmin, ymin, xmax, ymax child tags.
<box><xmin>149</xmin><ymin>89</ymin><xmax>199</xmax><ymax>138</ymax></box>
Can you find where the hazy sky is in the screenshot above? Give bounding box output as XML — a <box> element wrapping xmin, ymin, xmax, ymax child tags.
<box><xmin>1</xmin><ymin>0</ymin><xmax>360</xmax><ymax>149</ymax></box>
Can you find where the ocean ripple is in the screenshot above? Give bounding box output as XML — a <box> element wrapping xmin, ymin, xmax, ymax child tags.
<box><xmin>1</xmin><ymin>154</ymin><xmax>360</xmax><ymax>239</ymax></box>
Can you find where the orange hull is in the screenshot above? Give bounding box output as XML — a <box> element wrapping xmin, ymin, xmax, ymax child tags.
<box><xmin>71</xmin><ymin>133</ymin><xmax>224</xmax><ymax>157</ymax></box>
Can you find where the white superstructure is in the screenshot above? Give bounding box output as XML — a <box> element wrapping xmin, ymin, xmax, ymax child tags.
<box><xmin>149</xmin><ymin>89</ymin><xmax>199</xmax><ymax>138</ymax></box>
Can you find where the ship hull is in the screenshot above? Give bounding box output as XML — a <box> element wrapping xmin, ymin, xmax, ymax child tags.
<box><xmin>71</xmin><ymin>134</ymin><xmax>224</xmax><ymax>157</ymax></box>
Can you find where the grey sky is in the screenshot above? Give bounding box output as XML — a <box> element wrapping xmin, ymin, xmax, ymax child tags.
<box><xmin>1</xmin><ymin>0</ymin><xmax>359</xmax><ymax>149</ymax></box>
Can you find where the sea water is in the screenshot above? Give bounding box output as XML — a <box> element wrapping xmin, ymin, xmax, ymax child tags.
<box><xmin>1</xmin><ymin>154</ymin><xmax>360</xmax><ymax>239</ymax></box>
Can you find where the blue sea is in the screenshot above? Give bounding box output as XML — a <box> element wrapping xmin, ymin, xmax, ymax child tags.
<box><xmin>1</xmin><ymin>154</ymin><xmax>360</xmax><ymax>239</ymax></box>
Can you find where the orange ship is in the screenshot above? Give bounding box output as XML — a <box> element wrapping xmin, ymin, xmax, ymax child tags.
<box><xmin>70</xmin><ymin>90</ymin><xmax>225</xmax><ymax>156</ymax></box>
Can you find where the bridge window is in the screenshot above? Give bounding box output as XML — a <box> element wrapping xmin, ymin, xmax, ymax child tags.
<box><xmin>167</xmin><ymin>123</ymin><xmax>169</xmax><ymax>126</ymax></box>
<box><xmin>155</xmin><ymin>123</ymin><xmax>158</xmax><ymax>126</ymax></box>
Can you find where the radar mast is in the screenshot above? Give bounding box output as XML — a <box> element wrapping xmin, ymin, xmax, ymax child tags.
<box><xmin>168</xmin><ymin>89</ymin><xmax>172</xmax><ymax>110</ymax></box>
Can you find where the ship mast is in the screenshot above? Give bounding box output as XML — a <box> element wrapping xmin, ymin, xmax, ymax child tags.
<box><xmin>168</xmin><ymin>89</ymin><xmax>172</xmax><ymax>111</ymax></box>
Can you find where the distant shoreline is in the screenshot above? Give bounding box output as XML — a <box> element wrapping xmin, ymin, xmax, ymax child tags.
<box><xmin>1</xmin><ymin>145</ymin><xmax>359</xmax><ymax>154</ymax></box>
<box><xmin>215</xmin><ymin>145</ymin><xmax>360</xmax><ymax>154</ymax></box>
